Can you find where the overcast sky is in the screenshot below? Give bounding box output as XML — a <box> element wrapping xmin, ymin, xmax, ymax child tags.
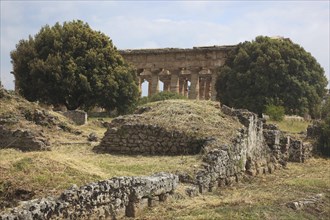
<box><xmin>1</xmin><ymin>0</ymin><xmax>329</xmax><ymax>90</ymax></box>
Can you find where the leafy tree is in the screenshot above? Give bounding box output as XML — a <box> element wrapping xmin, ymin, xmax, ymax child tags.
<box><xmin>11</xmin><ymin>20</ymin><xmax>139</xmax><ymax>114</ymax></box>
<box><xmin>216</xmin><ymin>36</ymin><xmax>328</xmax><ymax>118</ymax></box>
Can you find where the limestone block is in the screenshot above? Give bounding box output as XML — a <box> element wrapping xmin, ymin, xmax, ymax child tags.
<box><xmin>62</xmin><ymin>110</ymin><xmax>87</xmax><ymax>125</ymax></box>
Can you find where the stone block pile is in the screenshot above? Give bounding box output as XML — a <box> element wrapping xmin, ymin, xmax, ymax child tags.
<box><xmin>0</xmin><ymin>125</ymin><xmax>50</xmax><ymax>151</ymax></box>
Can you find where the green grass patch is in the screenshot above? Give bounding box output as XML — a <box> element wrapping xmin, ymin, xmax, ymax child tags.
<box><xmin>267</xmin><ymin>119</ymin><xmax>310</xmax><ymax>133</ymax></box>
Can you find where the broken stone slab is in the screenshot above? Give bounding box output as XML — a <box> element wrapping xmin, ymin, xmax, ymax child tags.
<box><xmin>286</xmin><ymin>193</ymin><xmax>324</xmax><ymax>210</ymax></box>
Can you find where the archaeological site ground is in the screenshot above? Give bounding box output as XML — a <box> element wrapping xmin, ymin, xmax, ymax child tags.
<box><xmin>0</xmin><ymin>87</ymin><xmax>329</xmax><ymax>220</ymax></box>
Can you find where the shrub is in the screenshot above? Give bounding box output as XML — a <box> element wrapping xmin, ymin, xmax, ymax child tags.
<box><xmin>265</xmin><ymin>104</ymin><xmax>285</xmax><ymax>121</ymax></box>
<box><xmin>318</xmin><ymin>115</ymin><xmax>330</xmax><ymax>157</ymax></box>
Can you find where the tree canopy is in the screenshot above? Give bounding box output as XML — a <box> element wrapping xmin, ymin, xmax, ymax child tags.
<box><xmin>11</xmin><ymin>20</ymin><xmax>139</xmax><ymax>113</ymax></box>
<box><xmin>215</xmin><ymin>36</ymin><xmax>328</xmax><ymax>118</ymax></box>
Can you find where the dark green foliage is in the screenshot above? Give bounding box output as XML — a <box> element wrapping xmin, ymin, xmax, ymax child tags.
<box><xmin>149</xmin><ymin>91</ymin><xmax>187</xmax><ymax>102</ymax></box>
<box><xmin>265</xmin><ymin>104</ymin><xmax>285</xmax><ymax>121</ymax></box>
<box><xmin>216</xmin><ymin>36</ymin><xmax>328</xmax><ymax>118</ymax></box>
<box><xmin>11</xmin><ymin>20</ymin><xmax>139</xmax><ymax>114</ymax></box>
<box><xmin>321</xmin><ymin>96</ymin><xmax>330</xmax><ymax>119</ymax></box>
<box><xmin>318</xmin><ymin>97</ymin><xmax>330</xmax><ymax>157</ymax></box>
<box><xmin>137</xmin><ymin>91</ymin><xmax>187</xmax><ymax>105</ymax></box>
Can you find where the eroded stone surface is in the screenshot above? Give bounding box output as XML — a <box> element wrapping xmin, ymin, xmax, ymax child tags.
<box><xmin>0</xmin><ymin>172</ymin><xmax>178</xmax><ymax>220</ymax></box>
<box><xmin>0</xmin><ymin>125</ymin><xmax>50</xmax><ymax>151</ymax></box>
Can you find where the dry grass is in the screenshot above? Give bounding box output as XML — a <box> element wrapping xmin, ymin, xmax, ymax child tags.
<box><xmin>128</xmin><ymin>100</ymin><xmax>242</xmax><ymax>144</ymax></box>
<box><xmin>140</xmin><ymin>157</ymin><xmax>330</xmax><ymax>220</ymax></box>
<box><xmin>0</xmin><ymin>144</ymin><xmax>201</xmax><ymax>207</ymax></box>
<box><xmin>1</xmin><ymin>90</ymin><xmax>327</xmax><ymax>219</ymax></box>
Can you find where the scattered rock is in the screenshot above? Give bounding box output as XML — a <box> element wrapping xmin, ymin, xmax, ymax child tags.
<box><xmin>185</xmin><ymin>186</ymin><xmax>199</xmax><ymax>197</ymax></box>
<box><xmin>88</xmin><ymin>132</ymin><xmax>98</xmax><ymax>142</ymax></box>
<box><xmin>24</xmin><ymin>109</ymin><xmax>58</xmax><ymax>127</ymax></box>
<box><xmin>286</xmin><ymin>194</ymin><xmax>324</xmax><ymax>210</ymax></box>
<box><xmin>176</xmin><ymin>171</ymin><xmax>194</xmax><ymax>184</ymax></box>
<box><xmin>134</xmin><ymin>106</ymin><xmax>152</xmax><ymax>114</ymax></box>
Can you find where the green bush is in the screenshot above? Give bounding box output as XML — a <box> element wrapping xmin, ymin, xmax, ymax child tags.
<box><xmin>265</xmin><ymin>104</ymin><xmax>285</xmax><ymax>121</ymax></box>
<box><xmin>318</xmin><ymin>115</ymin><xmax>330</xmax><ymax>157</ymax></box>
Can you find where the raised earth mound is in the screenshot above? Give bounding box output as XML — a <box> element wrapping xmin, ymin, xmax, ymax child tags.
<box><xmin>0</xmin><ymin>88</ymin><xmax>88</xmax><ymax>151</ymax></box>
<box><xmin>94</xmin><ymin>100</ymin><xmax>242</xmax><ymax>155</ymax></box>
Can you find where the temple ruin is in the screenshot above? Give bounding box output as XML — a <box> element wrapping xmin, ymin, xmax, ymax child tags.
<box><xmin>119</xmin><ymin>45</ymin><xmax>235</xmax><ymax>100</ymax></box>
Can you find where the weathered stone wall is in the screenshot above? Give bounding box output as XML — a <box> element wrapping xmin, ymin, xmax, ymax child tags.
<box><xmin>263</xmin><ymin>124</ymin><xmax>313</xmax><ymax>163</ymax></box>
<box><xmin>62</xmin><ymin>110</ymin><xmax>87</xmax><ymax>125</ymax></box>
<box><xmin>0</xmin><ymin>125</ymin><xmax>50</xmax><ymax>151</ymax></box>
<box><xmin>191</xmin><ymin>106</ymin><xmax>313</xmax><ymax>192</ymax></box>
<box><xmin>0</xmin><ymin>172</ymin><xmax>178</xmax><ymax>220</ymax></box>
<box><xmin>193</xmin><ymin>106</ymin><xmax>273</xmax><ymax>193</ymax></box>
<box><xmin>95</xmin><ymin>121</ymin><xmax>204</xmax><ymax>155</ymax></box>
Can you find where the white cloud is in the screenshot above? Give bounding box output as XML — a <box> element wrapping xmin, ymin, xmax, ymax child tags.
<box><xmin>1</xmin><ymin>1</ymin><xmax>329</xmax><ymax>89</ymax></box>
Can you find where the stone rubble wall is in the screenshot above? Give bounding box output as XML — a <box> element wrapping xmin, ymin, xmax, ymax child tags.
<box><xmin>263</xmin><ymin>124</ymin><xmax>313</xmax><ymax>163</ymax></box>
<box><xmin>192</xmin><ymin>105</ymin><xmax>313</xmax><ymax>193</ymax></box>
<box><xmin>0</xmin><ymin>172</ymin><xmax>178</xmax><ymax>220</ymax></box>
<box><xmin>194</xmin><ymin>106</ymin><xmax>273</xmax><ymax>193</ymax></box>
<box><xmin>62</xmin><ymin>110</ymin><xmax>87</xmax><ymax>125</ymax></box>
<box><xmin>95</xmin><ymin>123</ymin><xmax>204</xmax><ymax>155</ymax></box>
<box><xmin>0</xmin><ymin>125</ymin><xmax>50</xmax><ymax>151</ymax></box>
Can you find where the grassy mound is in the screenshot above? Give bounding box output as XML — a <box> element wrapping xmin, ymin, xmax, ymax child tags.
<box><xmin>130</xmin><ymin>100</ymin><xmax>242</xmax><ymax>145</ymax></box>
<box><xmin>0</xmin><ymin>89</ymin><xmax>106</xmax><ymax>145</ymax></box>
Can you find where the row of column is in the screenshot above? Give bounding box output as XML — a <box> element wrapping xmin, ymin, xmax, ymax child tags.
<box><xmin>138</xmin><ymin>69</ymin><xmax>217</xmax><ymax>100</ymax></box>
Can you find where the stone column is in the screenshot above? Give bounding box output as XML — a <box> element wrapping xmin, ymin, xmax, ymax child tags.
<box><xmin>163</xmin><ymin>80</ymin><xmax>170</xmax><ymax>92</ymax></box>
<box><xmin>210</xmin><ymin>73</ymin><xmax>217</xmax><ymax>101</ymax></box>
<box><xmin>183</xmin><ymin>80</ymin><xmax>188</xmax><ymax>97</ymax></box>
<box><xmin>205</xmin><ymin>78</ymin><xmax>211</xmax><ymax>100</ymax></box>
<box><xmin>179</xmin><ymin>78</ymin><xmax>186</xmax><ymax>96</ymax></box>
<box><xmin>199</xmin><ymin>78</ymin><xmax>206</xmax><ymax>100</ymax></box>
<box><xmin>150</xmin><ymin>72</ymin><xmax>159</xmax><ymax>95</ymax></box>
<box><xmin>138</xmin><ymin>77</ymin><xmax>142</xmax><ymax>96</ymax></box>
<box><xmin>189</xmin><ymin>71</ymin><xmax>199</xmax><ymax>99</ymax></box>
<box><xmin>148</xmin><ymin>80</ymin><xmax>152</xmax><ymax>97</ymax></box>
<box><xmin>170</xmin><ymin>70</ymin><xmax>180</xmax><ymax>94</ymax></box>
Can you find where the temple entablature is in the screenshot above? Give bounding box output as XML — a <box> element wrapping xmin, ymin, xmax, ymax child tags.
<box><xmin>119</xmin><ymin>45</ymin><xmax>236</xmax><ymax>100</ymax></box>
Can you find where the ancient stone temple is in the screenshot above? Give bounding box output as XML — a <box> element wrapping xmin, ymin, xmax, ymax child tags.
<box><xmin>119</xmin><ymin>45</ymin><xmax>235</xmax><ymax>100</ymax></box>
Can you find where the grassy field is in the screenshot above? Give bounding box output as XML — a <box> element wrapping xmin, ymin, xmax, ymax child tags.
<box><xmin>1</xmin><ymin>90</ymin><xmax>327</xmax><ymax>219</ymax></box>
<box><xmin>0</xmin><ymin>143</ymin><xmax>200</xmax><ymax>209</ymax></box>
<box><xmin>138</xmin><ymin>158</ymin><xmax>330</xmax><ymax>220</ymax></box>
